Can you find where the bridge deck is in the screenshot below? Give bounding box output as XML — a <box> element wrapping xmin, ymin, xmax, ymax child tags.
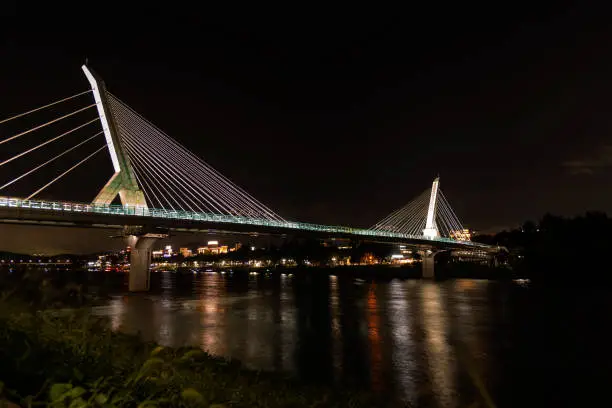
<box><xmin>0</xmin><ymin>197</ymin><xmax>492</xmax><ymax>250</ymax></box>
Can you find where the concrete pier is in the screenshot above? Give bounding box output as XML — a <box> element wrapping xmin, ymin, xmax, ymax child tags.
<box><xmin>419</xmin><ymin>249</ymin><xmax>438</xmax><ymax>279</ymax></box>
<box><xmin>124</xmin><ymin>231</ymin><xmax>167</xmax><ymax>292</ymax></box>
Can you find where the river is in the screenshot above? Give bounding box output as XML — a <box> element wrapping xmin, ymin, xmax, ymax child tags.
<box><xmin>88</xmin><ymin>270</ymin><xmax>611</xmax><ymax>407</ymax></box>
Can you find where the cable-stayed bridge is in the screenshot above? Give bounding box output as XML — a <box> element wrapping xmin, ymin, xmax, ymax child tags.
<box><xmin>0</xmin><ymin>65</ymin><xmax>497</xmax><ymax>289</ymax></box>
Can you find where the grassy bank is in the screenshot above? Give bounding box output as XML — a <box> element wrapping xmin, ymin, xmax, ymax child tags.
<box><xmin>0</xmin><ymin>308</ymin><xmax>397</xmax><ymax>407</ymax></box>
<box><xmin>0</xmin><ymin>273</ymin><xmax>395</xmax><ymax>407</ymax></box>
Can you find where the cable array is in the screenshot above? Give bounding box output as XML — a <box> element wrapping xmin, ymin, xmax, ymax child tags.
<box><xmin>370</xmin><ymin>185</ymin><xmax>468</xmax><ymax>240</ymax></box>
<box><xmin>370</xmin><ymin>188</ymin><xmax>431</xmax><ymax>236</ymax></box>
<box><xmin>106</xmin><ymin>92</ymin><xmax>285</xmax><ymax>222</ymax></box>
<box><xmin>0</xmin><ymin>90</ymin><xmax>92</xmax><ymax>125</ymax></box>
<box><xmin>0</xmin><ymin>91</ymin><xmax>104</xmax><ymax>198</ymax></box>
<box><xmin>1</xmin><ymin>79</ymin><xmax>474</xmax><ymax>244</ymax></box>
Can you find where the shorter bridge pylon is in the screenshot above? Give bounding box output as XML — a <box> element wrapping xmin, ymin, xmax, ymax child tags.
<box><xmin>422</xmin><ymin>177</ymin><xmax>440</xmax><ymax>238</ymax></box>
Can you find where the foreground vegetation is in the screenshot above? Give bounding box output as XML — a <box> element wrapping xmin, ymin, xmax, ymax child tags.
<box><xmin>0</xmin><ymin>272</ymin><xmax>394</xmax><ymax>407</ymax></box>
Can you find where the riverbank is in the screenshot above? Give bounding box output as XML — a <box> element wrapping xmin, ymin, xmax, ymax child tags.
<box><xmin>0</xmin><ymin>282</ymin><xmax>395</xmax><ymax>407</ymax></box>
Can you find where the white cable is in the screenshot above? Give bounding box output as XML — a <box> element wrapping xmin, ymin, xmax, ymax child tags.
<box><xmin>120</xmin><ymin>135</ymin><xmax>189</xmax><ymax>212</ymax></box>
<box><xmin>120</xmin><ymin>128</ymin><xmax>210</xmax><ymax>213</ymax></box>
<box><xmin>437</xmin><ymin>204</ymin><xmax>453</xmax><ymax>237</ymax></box>
<box><xmin>440</xmin><ymin>190</ymin><xmax>464</xmax><ymax>232</ymax></box>
<box><xmin>114</xmin><ymin>109</ymin><xmax>238</xmax><ymax>215</ymax></box>
<box><xmin>123</xmin><ymin>116</ymin><xmax>270</xmax><ymax>218</ymax></box>
<box><xmin>0</xmin><ymin>90</ymin><xmax>92</xmax><ymax>125</ymax></box>
<box><xmin>107</xmin><ymin>93</ymin><xmax>284</xmax><ymax>221</ymax></box>
<box><xmin>387</xmin><ymin>196</ymin><xmax>425</xmax><ymax>233</ymax></box>
<box><xmin>396</xmin><ymin>195</ymin><xmax>430</xmax><ymax>234</ymax></box>
<box><xmin>0</xmin><ymin>118</ymin><xmax>99</xmax><ymax>167</ymax></box>
<box><xmin>392</xmin><ymin>192</ymin><xmax>430</xmax><ymax>231</ymax></box>
<box><xmin>0</xmin><ymin>104</ymin><xmax>96</xmax><ymax>145</ymax></box>
<box><xmin>437</xmin><ymin>192</ymin><xmax>458</xmax><ymax>234</ymax></box>
<box><xmin>111</xmin><ymin>95</ymin><xmax>278</xmax><ymax>219</ymax></box>
<box><xmin>371</xmin><ymin>188</ymin><xmax>430</xmax><ymax>230</ymax></box>
<box><xmin>439</xmin><ymin>197</ymin><xmax>464</xmax><ymax>238</ymax></box>
<box><xmin>130</xmin><ymin>159</ymin><xmax>177</xmax><ymax>211</ymax></box>
<box><xmin>0</xmin><ymin>131</ymin><xmax>103</xmax><ymax>191</ymax></box>
<box><xmin>26</xmin><ymin>145</ymin><xmax>106</xmax><ymax>200</ymax></box>
<box><xmin>371</xmin><ymin>189</ymin><xmax>429</xmax><ymax>233</ymax></box>
<box><xmin>110</xmin><ymin>98</ymin><xmax>247</xmax><ymax>214</ymax></box>
<box><xmin>130</xmin><ymin>157</ymin><xmax>170</xmax><ymax>211</ymax></box>
<box><xmin>116</xmin><ymin>117</ymin><xmax>226</xmax><ymax>214</ymax></box>
<box><xmin>440</xmin><ymin>199</ymin><xmax>462</xmax><ymax>234</ymax></box>
<box><xmin>372</xmin><ymin>193</ymin><xmax>424</xmax><ymax>230</ymax></box>
<box><xmin>121</xmin><ymin>131</ymin><xmax>210</xmax><ymax>213</ymax></box>
<box><xmin>112</xmin><ymin>99</ymin><xmax>266</xmax><ymax>218</ymax></box>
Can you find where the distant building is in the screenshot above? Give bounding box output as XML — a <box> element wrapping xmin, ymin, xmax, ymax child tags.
<box><xmin>450</xmin><ymin>229</ymin><xmax>472</xmax><ymax>241</ymax></box>
<box><xmin>389</xmin><ymin>252</ymin><xmax>415</xmax><ymax>265</ymax></box>
<box><xmin>398</xmin><ymin>245</ymin><xmax>412</xmax><ymax>255</ymax></box>
<box><xmin>152</xmin><ymin>250</ymin><xmax>163</xmax><ymax>259</ymax></box>
<box><xmin>197</xmin><ymin>240</ymin><xmax>228</xmax><ymax>255</ymax></box>
<box><xmin>179</xmin><ymin>247</ymin><xmax>193</xmax><ymax>257</ymax></box>
<box><xmin>360</xmin><ymin>252</ymin><xmax>379</xmax><ymax>265</ymax></box>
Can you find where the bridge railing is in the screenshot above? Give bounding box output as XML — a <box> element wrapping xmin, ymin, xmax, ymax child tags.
<box><xmin>0</xmin><ymin>196</ymin><xmax>489</xmax><ymax>248</ymax></box>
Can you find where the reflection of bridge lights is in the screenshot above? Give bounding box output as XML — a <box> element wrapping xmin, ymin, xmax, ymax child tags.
<box><xmin>388</xmin><ymin>280</ymin><xmax>416</xmax><ymax>405</ymax></box>
<box><xmin>421</xmin><ymin>284</ymin><xmax>455</xmax><ymax>406</ymax></box>
<box><xmin>204</xmin><ymin>301</ymin><xmax>217</xmax><ymax>314</ymax></box>
<box><xmin>455</xmin><ymin>279</ymin><xmax>475</xmax><ymax>290</ymax></box>
<box><xmin>366</xmin><ymin>284</ymin><xmax>383</xmax><ymax>391</ymax></box>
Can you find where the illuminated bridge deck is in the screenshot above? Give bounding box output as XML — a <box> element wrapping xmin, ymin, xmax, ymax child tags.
<box><xmin>0</xmin><ymin>197</ymin><xmax>492</xmax><ymax>250</ymax></box>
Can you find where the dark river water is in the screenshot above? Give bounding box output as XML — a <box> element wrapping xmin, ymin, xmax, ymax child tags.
<box><xmin>88</xmin><ymin>270</ymin><xmax>611</xmax><ymax>407</ymax></box>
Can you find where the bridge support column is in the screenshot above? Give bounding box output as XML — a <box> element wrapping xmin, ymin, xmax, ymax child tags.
<box><xmin>419</xmin><ymin>249</ymin><xmax>438</xmax><ymax>279</ymax></box>
<box><xmin>124</xmin><ymin>228</ymin><xmax>168</xmax><ymax>292</ymax></box>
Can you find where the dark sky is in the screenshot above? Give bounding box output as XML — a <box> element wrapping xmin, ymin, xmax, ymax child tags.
<box><xmin>2</xmin><ymin>6</ymin><xmax>612</xmax><ymax>235</ymax></box>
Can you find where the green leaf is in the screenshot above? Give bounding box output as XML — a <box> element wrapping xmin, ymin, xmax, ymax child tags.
<box><xmin>137</xmin><ymin>402</ymin><xmax>158</xmax><ymax>407</ymax></box>
<box><xmin>94</xmin><ymin>393</ymin><xmax>108</xmax><ymax>405</ymax></box>
<box><xmin>177</xmin><ymin>349</ymin><xmax>207</xmax><ymax>364</ymax></box>
<box><xmin>70</xmin><ymin>387</ymin><xmax>86</xmax><ymax>399</ymax></box>
<box><xmin>182</xmin><ymin>349</ymin><xmax>205</xmax><ymax>360</ymax></box>
<box><xmin>181</xmin><ymin>388</ymin><xmax>204</xmax><ymax>402</ymax></box>
<box><xmin>50</xmin><ymin>383</ymin><xmax>73</xmax><ymax>402</ymax></box>
<box><xmin>140</xmin><ymin>357</ymin><xmax>164</xmax><ymax>371</ymax></box>
<box><xmin>68</xmin><ymin>397</ymin><xmax>88</xmax><ymax>408</ymax></box>
<box><xmin>150</xmin><ymin>346</ymin><xmax>164</xmax><ymax>356</ymax></box>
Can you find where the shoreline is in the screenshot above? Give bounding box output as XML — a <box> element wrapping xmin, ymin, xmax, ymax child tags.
<box><xmin>0</xmin><ymin>302</ymin><xmax>395</xmax><ymax>407</ymax></box>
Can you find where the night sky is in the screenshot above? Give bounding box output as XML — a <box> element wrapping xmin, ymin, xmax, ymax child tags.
<box><xmin>2</xmin><ymin>6</ymin><xmax>612</xmax><ymax>239</ymax></box>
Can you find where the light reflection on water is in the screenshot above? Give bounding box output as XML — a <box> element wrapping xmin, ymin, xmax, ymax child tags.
<box><xmin>92</xmin><ymin>272</ymin><xmax>507</xmax><ymax>407</ymax></box>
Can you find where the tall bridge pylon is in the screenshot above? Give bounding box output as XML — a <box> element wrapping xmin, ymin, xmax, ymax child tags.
<box><xmin>0</xmin><ymin>64</ymin><xmax>285</xmax><ymax>220</ymax></box>
<box><xmin>82</xmin><ymin>65</ymin><xmax>148</xmax><ymax>209</ymax></box>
